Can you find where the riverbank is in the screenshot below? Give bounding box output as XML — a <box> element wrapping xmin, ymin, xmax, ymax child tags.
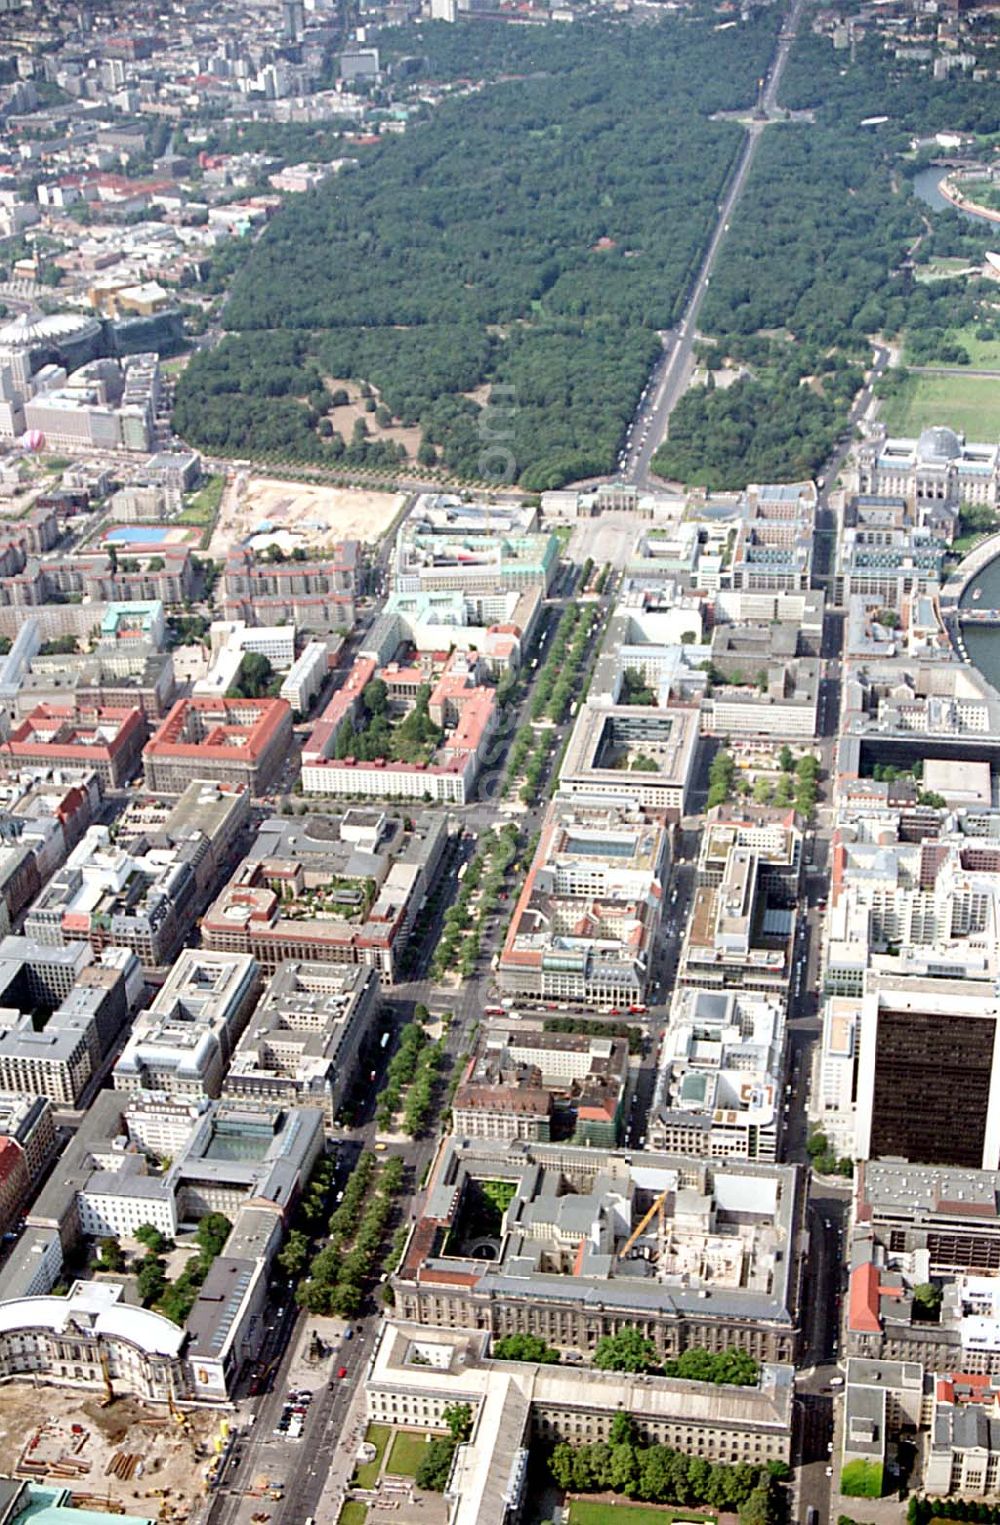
<box><xmin>938</xmin><ymin>172</ymin><xmax>1000</xmax><ymax>225</ymax></box>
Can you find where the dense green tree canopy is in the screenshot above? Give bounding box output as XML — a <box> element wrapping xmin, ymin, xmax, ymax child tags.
<box><xmin>174</xmin><ymin>14</ymin><xmax>779</xmax><ymax>485</ymax></box>
<box><xmin>492</xmin><ymin>1332</ymin><xmax>560</xmax><ymax>1363</ymax></box>
<box><xmin>652</xmin><ymin>29</ymin><xmax>988</xmax><ymax>488</ymax></box>
<box><xmin>593</xmin><ymin>1328</ymin><xmax>659</xmax><ymax>1372</ymax></box>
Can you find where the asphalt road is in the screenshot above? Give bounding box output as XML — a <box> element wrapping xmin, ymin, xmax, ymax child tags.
<box><xmin>623</xmin><ymin>0</ymin><xmax>809</xmax><ymax>486</ymax></box>
<box><xmin>774</xmin><ymin>442</ymin><xmax>853</xmax><ymax>1525</ymax></box>
<box><xmin>198</xmin><ymin>575</ymin><xmax>613</xmax><ymax>1525</ymax></box>
<box><xmin>204</xmin><ymin>374</ymin><xmax>859</xmax><ymax>1523</ymax></box>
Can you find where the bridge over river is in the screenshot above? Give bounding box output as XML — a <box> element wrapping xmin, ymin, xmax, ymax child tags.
<box><xmin>955</xmin><ymin>607</ymin><xmax>1000</xmax><ymax>625</ymax></box>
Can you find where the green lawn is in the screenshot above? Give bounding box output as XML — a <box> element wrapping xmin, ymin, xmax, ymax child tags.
<box><xmin>568</xmin><ymin>1504</ymin><xmax>717</xmax><ymax>1525</ymax></box>
<box><xmin>386</xmin><ymin>1428</ymin><xmax>439</xmax><ymax>1477</ymax></box>
<box><xmin>946</xmin><ymin>325</ymin><xmax>1000</xmax><ymax>370</ymax></box>
<box><xmin>879</xmin><ymin>372</ymin><xmax>1000</xmax><ymax>440</ymax></box>
<box><xmin>178</xmin><ymin>472</ymin><xmax>225</xmax><ymax>526</ymax></box>
<box><xmin>904</xmin><ymin>324</ymin><xmax>1000</xmax><ymax>370</ymax></box>
<box><xmin>353</xmin><ymin>1422</ymin><xmax>392</xmax><ymax>1489</ymax></box>
<box><xmin>337</xmin><ymin>1504</ymin><xmax>368</xmax><ymax>1525</ymax></box>
<box><xmin>913</xmin><ymin>256</ymin><xmax>978</xmax><ymax>284</ymax></box>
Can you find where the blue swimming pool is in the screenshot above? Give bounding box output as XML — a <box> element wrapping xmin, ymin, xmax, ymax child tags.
<box><xmin>105</xmin><ymin>526</ymin><xmax>171</xmax><ymax>544</ymax></box>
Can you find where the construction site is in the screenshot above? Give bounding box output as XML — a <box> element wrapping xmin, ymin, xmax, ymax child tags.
<box><xmin>614</xmin><ymin>1176</ymin><xmax>781</xmax><ymax>1291</ymax></box>
<box><xmin>0</xmin><ymin>1383</ymin><xmax>220</xmax><ymax>1522</ymax></box>
<box><xmin>208</xmin><ymin>473</ymin><xmax>404</xmax><ymax>559</ymax></box>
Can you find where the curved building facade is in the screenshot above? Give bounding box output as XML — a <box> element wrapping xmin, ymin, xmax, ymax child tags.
<box><xmin>0</xmin><ymin>1281</ymin><xmax>186</xmax><ymax>1403</ymax></box>
<box><xmin>0</xmin><ymin>311</ymin><xmax>104</xmax><ymax>387</ymax></box>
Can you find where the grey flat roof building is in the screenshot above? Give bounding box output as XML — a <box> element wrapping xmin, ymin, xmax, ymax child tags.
<box><xmin>395</xmin><ymin>1137</ymin><xmax>804</xmax><ymax>1364</ymax></box>
<box><xmin>224</xmin><ymin>961</ymin><xmax>379</xmax><ymax>1125</ymax></box>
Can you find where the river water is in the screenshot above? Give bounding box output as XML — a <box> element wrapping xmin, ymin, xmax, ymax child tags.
<box><xmin>912</xmin><ymin>164</ymin><xmax>995</xmax><ymax>225</ymax></box>
<box><xmin>914</xmin><ymin>165</ymin><xmax>1000</xmax><ymax>681</ymax></box>
<box><xmin>959</xmin><ymin>558</ymin><xmax>1000</xmax><ymax>690</ymax></box>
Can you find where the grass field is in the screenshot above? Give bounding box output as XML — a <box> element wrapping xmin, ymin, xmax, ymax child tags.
<box><xmin>946</xmin><ymin>325</ymin><xmax>1000</xmax><ymax>369</ymax></box>
<box><xmin>879</xmin><ymin>372</ymin><xmax>1000</xmax><ymax>440</ymax></box>
<box><xmin>386</xmin><ymin>1428</ymin><xmax>438</xmax><ymax>1477</ymax></box>
<box><xmin>568</xmin><ymin>1503</ymin><xmax>717</xmax><ymax>1525</ymax></box>
<box><xmin>337</xmin><ymin>1503</ymin><xmax>368</xmax><ymax>1525</ymax></box>
<box><xmin>914</xmin><ymin>256</ymin><xmax>979</xmax><ymax>283</ymax></box>
<box><xmin>904</xmin><ymin>324</ymin><xmax>1000</xmax><ymax>370</ymax></box>
<box><xmin>353</xmin><ymin>1422</ymin><xmax>392</xmax><ymax>1489</ymax></box>
<box><xmin>179</xmin><ymin>472</ymin><xmax>225</xmax><ymax>526</ymax></box>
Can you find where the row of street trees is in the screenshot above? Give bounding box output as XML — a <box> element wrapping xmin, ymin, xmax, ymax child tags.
<box><xmin>292</xmin><ymin>1151</ymin><xmax>405</xmax><ymax>1318</ymax></box>
<box><xmin>548</xmin><ymin>1410</ymin><xmax>785</xmax><ymax>1522</ymax></box>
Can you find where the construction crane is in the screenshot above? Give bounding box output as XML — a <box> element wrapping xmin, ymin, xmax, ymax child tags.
<box><xmin>617</xmin><ymin>1191</ymin><xmax>668</xmax><ymax>1260</ymax></box>
<box><xmin>96</xmin><ymin>1342</ymin><xmax>114</xmax><ymax>1405</ymax></box>
<box><xmin>166</xmin><ymin>1367</ymin><xmax>189</xmax><ymax>1432</ymax></box>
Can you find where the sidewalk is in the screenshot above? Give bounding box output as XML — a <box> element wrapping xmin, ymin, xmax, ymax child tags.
<box><xmin>314</xmin><ymin>1377</ymin><xmax>369</xmax><ymax>1525</ymax></box>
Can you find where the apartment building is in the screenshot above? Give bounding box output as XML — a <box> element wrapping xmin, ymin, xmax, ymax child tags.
<box><xmin>0</xmin><ymin>549</ymin><xmax>195</xmax><ymax>611</ymax></box>
<box><xmin>498</xmin><ymin>802</ymin><xmax>668</xmax><ymax>1008</ymax></box>
<box><xmin>222</xmin><ymin>544</ymin><xmax>358</xmax><ymax>630</ymax></box>
<box><xmin>113</xmin><ymin>950</ymin><xmax>261</xmax><ymax>1098</ymax></box>
<box><xmin>223</xmin><ymin>961</ymin><xmax>380</xmax><ymax>1125</ymax></box>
